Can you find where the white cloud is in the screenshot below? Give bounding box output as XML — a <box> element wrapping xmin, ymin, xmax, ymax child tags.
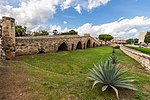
<box><xmin>88</xmin><ymin>0</ymin><xmax>110</xmax><ymax>10</ymax></box>
<box><xmin>30</xmin><ymin>16</ymin><xmax>150</xmax><ymax>39</ymax></box>
<box><xmin>0</xmin><ymin>0</ymin><xmax>62</xmax><ymax>29</ymax></box>
<box><xmin>0</xmin><ymin>0</ymin><xmax>110</xmax><ymax>29</ymax></box>
<box><xmin>61</xmin><ymin>0</ymin><xmax>74</xmax><ymax>10</ymax></box>
<box><xmin>63</xmin><ymin>21</ymin><xmax>67</xmax><ymax>24</ymax></box>
<box><xmin>76</xmin><ymin>16</ymin><xmax>150</xmax><ymax>39</ymax></box>
<box><xmin>74</xmin><ymin>4</ymin><xmax>81</xmax><ymax>14</ymax></box>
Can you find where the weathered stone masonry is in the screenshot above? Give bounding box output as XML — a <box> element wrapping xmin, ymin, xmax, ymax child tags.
<box><xmin>1</xmin><ymin>17</ymin><xmax>15</xmax><ymax>60</ymax></box>
<box><xmin>1</xmin><ymin>16</ymin><xmax>100</xmax><ymax>59</ymax></box>
<box><xmin>120</xmin><ymin>46</ymin><xmax>150</xmax><ymax>71</ymax></box>
<box><xmin>15</xmin><ymin>36</ymin><xmax>100</xmax><ymax>56</ymax></box>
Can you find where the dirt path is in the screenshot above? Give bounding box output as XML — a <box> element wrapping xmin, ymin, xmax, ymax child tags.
<box><xmin>0</xmin><ymin>61</ymin><xmax>33</xmax><ymax>100</ymax></box>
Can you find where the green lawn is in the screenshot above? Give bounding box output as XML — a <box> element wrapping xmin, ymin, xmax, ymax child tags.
<box><xmin>5</xmin><ymin>46</ymin><xmax>150</xmax><ymax>99</ymax></box>
<box><xmin>126</xmin><ymin>46</ymin><xmax>150</xmax><ymax>54</ymax></box>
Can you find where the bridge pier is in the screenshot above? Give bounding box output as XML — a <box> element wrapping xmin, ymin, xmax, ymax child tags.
<box><xmin>1</xmin><ymin>17</ymin><xmax>16</xmax><ymax>60</ymax></box>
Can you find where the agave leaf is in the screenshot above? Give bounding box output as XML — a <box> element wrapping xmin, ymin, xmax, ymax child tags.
<box><xmin>114</xmin><ymin>64</ymin><xmax>122</xmax><ymax>75</ymax></box>
<box><xmin>115</xmin><ymin>83</ymin><xmax>137</xmax><ymax>91</ymax></box>
<box><xmin>93</xmin><ymin>63</ymin><xmax>99</xmax><ymax>70</ymax></box>
<box><xmin>89</xmin><ymin>74</ymin><xmax>104</xmax><ymax>84</ymax></box>
<box><xmin>86</xmin><ymin>77</ymin><xmax>96</xmax><ymax>81</ymax></box>
<box><xmin>92</xmin><ymin>68</ymin><xmax>105</xmax><ymax>82</ymax></box>
<box><xmin>110</xmin><ymin>85</ymin><xmax>119</xmax><ymax>99</ymax></box>
<box><xmin>98</xmin><ymin>64</ymin><xmax>106</xmax><ymax>81</ymax></box>
<box><xmin>102</xmin><ymin>85</ymin><xmax>108</xmax><ymax>92</ymax></box>
<box><xmin>114</xmin><ymin>77</ymin><xmax>135</xmax><ymax>84</ymax></box>
<box><xmin>114</xmin><ymin>70</ymin><xmax>128</xmax><ymax>81</ymax></box>
<box><xmin>92</xmin><ymin>80</ymin><xmax>100</xmax><ymax>88</ymax></box>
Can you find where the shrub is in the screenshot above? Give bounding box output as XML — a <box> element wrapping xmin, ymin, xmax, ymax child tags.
<box><xmin>126</xmin><ymin>46</ymin><xmax>150</xmax><ymax>54</ymax></box>
<box><xmin>87</xmin><ymin>49</ymin><xmax>137</xmax><ymax>99</ymax></box>
<box><xmin>113</xmin><ymin>45</ymin><xmax>120</xmax><ymax>49</ymax></box>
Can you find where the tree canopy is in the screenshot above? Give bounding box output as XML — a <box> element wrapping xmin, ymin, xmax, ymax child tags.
<box><xmin>53</xmin><ymin>29</ymin><xmax>58</xmax><ymax>35</ymax></box>
<box><xmin>99</xmin><ymin>34</ymin><xmax>113</xmax><ymax>44</ymax></box>
<box><xmin>126</xmin><ymin>38</ymin><xmax>139</xmax><ymax>44</ymax></box>
<box><xmin>144</xmin><ymin>32</ymin><xmax>150</xmax><ymax>43</ymax></box>
<box><xmin>15</xmin><ymin>25</ymin><xmax>26</xmax><ymax>37</ymax></box>
<box><xmin>33</xmin><ymin>30</ymin><xmax>49</xmax><ymax>36</ymax></box>
<box><xmin>61</xmin><ymin>30</ymin><xmax>78</xmax><ymax>35</ymax></box>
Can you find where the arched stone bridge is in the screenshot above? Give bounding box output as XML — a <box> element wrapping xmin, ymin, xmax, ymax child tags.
<box><xmin>15</xmin><ymin>35</ymin><xmax>100</xmax><ymax>56</ymax></box>
<box><xmin>0</xmin><ymin>16</ymin><xmax>100</xmax><ymax>59</ymax></box>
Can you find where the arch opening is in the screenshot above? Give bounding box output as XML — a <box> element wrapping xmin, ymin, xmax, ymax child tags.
<box><xmin>76</xmin><ymin>41</ymin><xmax>82</xmax><ymax>49</ymax></box>
<box><xmin>58</xmin><ymin>42</ymin><xmax>68</xmax><ymax>51</ymax></box>
<box><xmin>84</xmin><ymin>43</ymin><xmax>85</xmax><ymax>49</ymax></box>
<box><xmin>38</xmin><ymin>50</ymin><xmax>45</xmax><ymax>54</ymax></box>
<box><xmin>86</xmin><ymin>39</ymin><xmax>91</xmax><ymax>48</ymax></box>
<box><xmin>93</xmin><ymin>42</ymin><xmax>96</xmax><ymax>47</ymax></box>
<box><xmin>38</xmin><ymin>48</ymin><xmax>45</xmax><ymax>54</ymax></box>
<box><xmin>72</xmin><ymin>44</ymin><xmax>74</xmax><ymax>50</ymax></box>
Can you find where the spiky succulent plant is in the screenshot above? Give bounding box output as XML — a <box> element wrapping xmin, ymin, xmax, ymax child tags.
<box><xmin>87</xmin><ymin>60</ymin><xmax>137</xmax><ymax>99</ymax></box>
<box><xmin>109</xmin><ymin>48</ymin><xmax>119</xmax><ymax>64</ymax></box>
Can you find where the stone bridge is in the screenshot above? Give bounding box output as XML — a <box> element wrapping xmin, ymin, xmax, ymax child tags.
<box><xmin>15</xmin><ymin>35</ymin><xmax>100</xmax><ymax>56</ymax></box>
<box><xmin>1</xmin><ymin>16</ymin><xmax>101</xmax><ymax>59</ymax></box>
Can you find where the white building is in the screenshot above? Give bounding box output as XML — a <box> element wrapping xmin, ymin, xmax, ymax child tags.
<box><xmin>138</xmin><ymin>32</ymin><xmax>147</xmax><ymax>43</ymax></box>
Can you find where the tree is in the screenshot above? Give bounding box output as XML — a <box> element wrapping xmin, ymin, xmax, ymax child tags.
<box><xmin>68</xmin><ymin>30</ymin><xmax>78</xmax><ymax>35</ymax></box>
<box><xmin>40</xmin><ymin>30</ymin><xmax>49</xmax><ymax>35</ymax></box>
<box><xmin>61</xmin><ymin>30</ymin><xmax>78</xmax><ymax>35</ymax></box>
<box><xmin>15</xmin><ymin>25</ymin><xmax>26</xmax><ymax>37</ymax></box>
<box><xmin>126</xmin><ymin>38</ymin><xmax>139</xmax><ymax>44</ymax></box>
<box><xmin>99</xmin><ymin>34</ymin><xmax>113</xmax><ymax>44</ymax></box>
<box><xmin>144</xmin><ymin>32</ymin><xmax>150</xmax><ymax>44</ymax></box>
<box><xmin>33</xmin><ymin>30</ymin><xmax>49</xmax><ymax>36</ymax></box>
<box><xmin>53</xmin><ymin>29</ymin><xmax>58</xmax><ymax>35</ymax></box>
<box><xmin>134</xmin><ymin>38</ymin><xmax>139</xmax><ymax>43</ymax></box>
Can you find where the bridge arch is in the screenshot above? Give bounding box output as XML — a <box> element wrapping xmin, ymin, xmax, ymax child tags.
<box><xmin>76</xmin><ymin>41</ymin><xmax>82</xmax><ymax>49</ymax></box>
<box><xmin>93</xmin><ymin>42</ymin><xmax>96</xmax><ymax>47</ymax></box>
<box><xmin>86</xmin><ymin>39</ymin><xmax>91</xmax><ymax>48</ymax></box>
<box><xmin>71</xmin><ymin>44</ymin><xmax>74</xmax><ymax>50</ymax></box>
<box><xmin>83</xmin><ymin>43</ymin><xmax>85</xmax><ymax>49</ymax></box>
<box><xmin>38</xmin><ymin>47</ymin><xmax>45</xmax><ymax>54</ymax></box>
<box><xmin>57</xmin><ymin>42</ymin><xmax>68</xmax><ymax>51</ymax></box>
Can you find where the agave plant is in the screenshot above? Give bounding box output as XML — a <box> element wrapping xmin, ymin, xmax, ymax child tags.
<box><xmin>87</xmin><ymin>60</ymin><xmax>137</xmax><ymax>99</ymax></box>
<box><xmin>109</xmin><ymin>48</ymin><xmax>119</xmax><ymax>64</ymax></box>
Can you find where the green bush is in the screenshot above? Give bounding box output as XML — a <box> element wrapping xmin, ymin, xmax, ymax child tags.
<box><xmin>126</xmin><ymin>46</ymin><xmax>150</xmax><ymax>54</ymax></box>
<box><xmin>113</xmin><ymin>45</ymin><xmax>120</xmax><ymax>49</ymax></box>
<box><xmin>33</xmin><ymin>30</ymin><xmax>49</xmax><ymax>36</ymax></box>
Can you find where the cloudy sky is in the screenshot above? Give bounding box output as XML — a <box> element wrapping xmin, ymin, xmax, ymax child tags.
<box><xmin>0</xmin><ymin>0</ymin><xmax>150</xmax><ymax>39</ymax></box>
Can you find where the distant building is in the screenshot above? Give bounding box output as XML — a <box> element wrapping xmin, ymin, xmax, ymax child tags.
<box><xmin>138</xmin><ymin>32</ymin><xmax>147</xmax><ymax>43</ymax></box>
<box><xmin>111</xmin><ymin>37</ymin><xmax>126</xmax><ymax>44</ymax></box>
<box><xmin>84</xmin><ymin>34</ymin><xmax>90</xmax><ymax>37</ymax></box>
<box><xmin>26</xmin><ymin>30</ymin><xmax>33</xmax><ymax>36</ymax></box>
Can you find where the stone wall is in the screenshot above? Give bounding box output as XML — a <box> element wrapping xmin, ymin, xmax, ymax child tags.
<box><xmin>15</xmin><ymin>36</ymin><xmax>100</xmax><ymax>56</ymax></box>
<box><xmin>120</xmin><ymin>46</ymin><xmax>150</xmax><ymax>71</ymax></box>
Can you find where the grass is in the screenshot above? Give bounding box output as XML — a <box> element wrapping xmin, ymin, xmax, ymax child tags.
<box><xmin>126</xmin><ymin>46</ymin><xmax>150</xmax><ymax>54</ymax></box>
<box><xmin>2</xmin><ymin>46</ymin><xmax>150</xmax><ymax>99</ymax></box>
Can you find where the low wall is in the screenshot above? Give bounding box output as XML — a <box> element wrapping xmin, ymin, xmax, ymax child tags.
<box><xmin>120</xmin><ymin>46</ymin><xmax>150</xmax><ymax>71</ymax></box>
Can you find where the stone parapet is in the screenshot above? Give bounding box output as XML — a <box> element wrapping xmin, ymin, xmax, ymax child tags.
<box><xmin>120</xmin><ymin>46</ymin><xmax>150</xmax><ymax>71</ymax></box>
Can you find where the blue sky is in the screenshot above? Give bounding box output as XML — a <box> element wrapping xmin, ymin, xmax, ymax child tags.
<box><xmin>0</xmin><ymin>0</ymin><xmax>150</xmax><ymax>39</ymax></box>
<box><xmin>49</xmin><ymin>0</ymin><xmax>150</xmax><ymax>28</ymax></box>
